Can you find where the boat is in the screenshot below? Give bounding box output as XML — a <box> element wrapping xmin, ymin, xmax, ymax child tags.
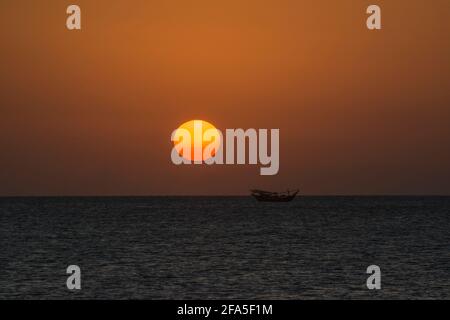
<box><xmin>251</xmin><ymin>189</ymin><xmax>299</xmax><ymax>202</ymax></box>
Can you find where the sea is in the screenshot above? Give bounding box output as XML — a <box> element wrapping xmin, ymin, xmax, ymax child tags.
<box><xmin>0</xmin><ymin>196</ymin><xmax>449</xmax><ymax>299</ymax></box>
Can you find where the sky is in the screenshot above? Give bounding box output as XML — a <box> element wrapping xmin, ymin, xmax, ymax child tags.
<box><xmin>0</xmin><ymin>0</ymin><xmax>449</xmax><ymax>196</ymax></box>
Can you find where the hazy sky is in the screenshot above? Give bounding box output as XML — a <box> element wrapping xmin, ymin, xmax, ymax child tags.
<box><xmin>1</xmin><ymin>0</ymin><xmax>449</xmax><ymax>196</ymax></box>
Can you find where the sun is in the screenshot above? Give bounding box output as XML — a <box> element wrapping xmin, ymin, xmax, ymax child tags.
<box><xmin>173</xmin><ymin>120</ymin><xmax>221</xmax><ymax>161</ymax></box>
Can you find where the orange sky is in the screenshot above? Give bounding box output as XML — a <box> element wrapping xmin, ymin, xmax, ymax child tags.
<box><xmin>1</xmin><ymin>0</ymin><xmax>449</xmax><ymax>195</ymax></box>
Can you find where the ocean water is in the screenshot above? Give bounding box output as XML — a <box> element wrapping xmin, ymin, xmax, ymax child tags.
<box><xmin>0</xmin><ymin>196</ymin><xmax>449</xmax><ymax>300</ymax></box>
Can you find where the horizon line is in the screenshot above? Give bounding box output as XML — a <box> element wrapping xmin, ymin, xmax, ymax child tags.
<box><xmin>1</xmin><ymin>194</ymin><xmax>450</xmax><ymax>198</ymax></box>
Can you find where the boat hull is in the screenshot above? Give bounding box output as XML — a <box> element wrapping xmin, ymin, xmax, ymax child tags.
<box><xmin>252</xmin><ymin>194</ymin><xmax>297</xmax><ymax>202</ymax></box>
<box><xmin>251</xmin><ymin>191</ymin><xmax>299</xmax><ymax>202</ymax></box>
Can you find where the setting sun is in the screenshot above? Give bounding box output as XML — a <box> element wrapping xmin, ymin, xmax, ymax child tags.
<box><xmin>173</xmin><ymin>120</ymin><xmax>221</xmax><ymax>162</ymax></box>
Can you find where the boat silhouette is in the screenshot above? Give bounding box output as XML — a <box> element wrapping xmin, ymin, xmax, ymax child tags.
<box><xmin>251</xmin><ymin>189</ymin><xmax>299</xmax><ymax>202</ymax></box>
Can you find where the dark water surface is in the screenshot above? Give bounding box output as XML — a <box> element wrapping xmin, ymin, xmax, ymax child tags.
<box><xmin>0</xmin><ymin>196</ymin><xmax>449</xmax><ymax>299</ymax></box>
